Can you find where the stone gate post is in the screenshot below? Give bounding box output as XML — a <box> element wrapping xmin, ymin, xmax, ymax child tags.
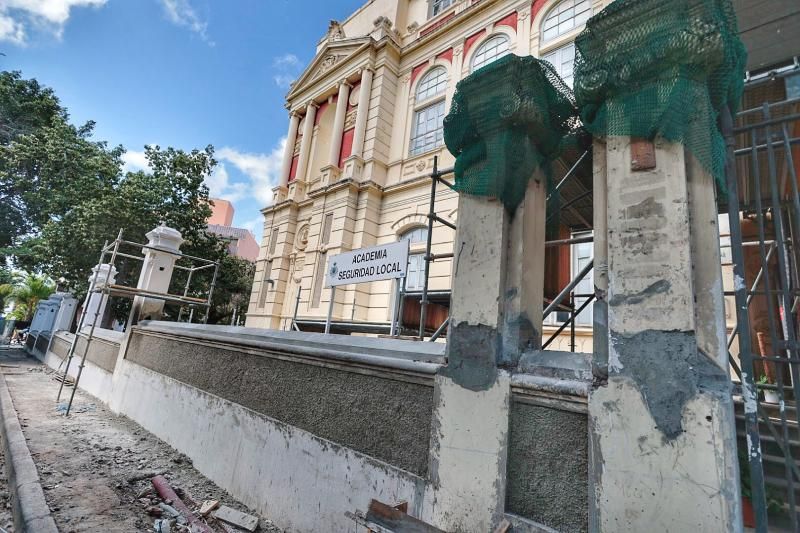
<box><xmin>133</xmin><ymin>224</ymin><xmax>184</xmax><ymax>323</ymax></box>
<box><xmin>575</xmin><ymin>2</ymin><xmax>746</xmax><ymax>529</ymax></box>
<box><xmin>425</xmin><ymin>55</ymin><xmax>560</xmax><ymax>532</ymax></box>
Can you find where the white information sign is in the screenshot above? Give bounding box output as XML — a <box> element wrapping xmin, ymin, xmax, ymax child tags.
<box><xmin>325</xmin><ymin>241</ymin><xmax>409</xmax><ymax>287</ymax></box>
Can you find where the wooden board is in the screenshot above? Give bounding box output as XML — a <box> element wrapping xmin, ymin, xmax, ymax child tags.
<box><xmin>212</xmin><ymin>505</ymin><xmax>259</xmax><ymax>532</ymax></box>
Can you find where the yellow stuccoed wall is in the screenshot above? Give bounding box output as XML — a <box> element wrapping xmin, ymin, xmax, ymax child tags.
<box><xmin>246</xmin><ymin>0</ymin><xmax>614</xmax><ymax>339</ymax></box>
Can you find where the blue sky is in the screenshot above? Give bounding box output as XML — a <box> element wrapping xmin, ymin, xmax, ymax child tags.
<box><xmin>0</xmin><ymin>0</ymin><xmax>365</xmax><ymax>242</ymax></box>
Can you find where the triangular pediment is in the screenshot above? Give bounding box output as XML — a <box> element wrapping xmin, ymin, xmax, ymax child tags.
<box><xmin>287</xmin><ymin>38</ymin><xmax>373</xmax><ymax>99</ymax></box>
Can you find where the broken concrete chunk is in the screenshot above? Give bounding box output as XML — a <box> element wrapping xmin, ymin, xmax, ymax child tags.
<box><xmin>212</xmin><ymin>505</ymin><xmax>259</xmax><ymax>532</ymax></box>
<box><xmin>199</xmin><ymin>499</ymin><xmax>219</xmax><ymax>517</ymax></box>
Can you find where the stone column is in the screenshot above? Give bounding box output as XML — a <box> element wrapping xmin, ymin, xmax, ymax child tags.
<box><xmin>294</xmin><ymin>102</ymin><xmax>318</xmax><ymax>183</ymax></box>
<box><xmin>427</xmin><ymin>176</ymin><xmax>546</xmax><ymax>532</ymax></box>
<box><xmin>516</xmin><ymin>10</ymin><xmax>531</xmax><ymax>56</ymax></box>
<box><xmin>588</xmin><ymin>138</ymin><xmax>741</xmax><ymax>531</ymax></box>
<box><xmin>83</xmin><ymin>264</ymin><xmax>118</xmax><ymax>329</ymax></box>
<box><xmin>350</xmin><ymin>68</ymin><xmax>373</xmax><ymax>160</ymax></box>
<box><xmin>279</xmin><ymin>112</ymin><xmax>300</xmax><ymax>189</ymax></box>
<box><xmin>133</xmin><ymin>224</ymin><xmax>184</xmax><ymax>323</ymax></box>
<box><xmin>328</xmin><ymin>81</ymin><xmax>351</xmax><ymax>167</ymax></box>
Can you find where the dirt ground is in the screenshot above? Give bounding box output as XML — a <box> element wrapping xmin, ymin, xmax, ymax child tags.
<box><xmin>0</xmin><ymin>346</ymin><xmax>282</xmax><ymax>532</ymax></box>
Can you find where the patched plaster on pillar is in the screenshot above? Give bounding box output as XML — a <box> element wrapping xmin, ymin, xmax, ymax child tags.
<box><xmin>588</xmin><ymin>137</ymin><xmax>741</xmax><ymax>532</ymax></box>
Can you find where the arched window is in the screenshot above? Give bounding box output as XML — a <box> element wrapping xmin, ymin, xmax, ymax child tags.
<box><xmin>542</xmin><ymin>42</ymin><xmax>575</xmax><ymax>87</ymax></box>
<box><xmin>470</xmin><ymin>34</ymin><xmax>511</xmax><ymax>73</ymax></box>
<box><xmin>400</xmin><ymin>226</ymin><xmax>429</xmax><ymax>245</ymax></box>
<box><xmin>410</xmin><ymin>67</ymin><xmax>448</xmax><ymax>156</ymax></box>
<box><xmin>399</xmin><ymin>227</ymin><xmax>429</xmax><ymax>290</ymax></box>
<box><xmin>416</xmin><ymin>66</ymin><xmax>448</xmax><ymax>101</ymax></box>
<box><xmin>541</xmin><ymin>0</ymin><xmax>591</xmax><ymax>43</ymax></box>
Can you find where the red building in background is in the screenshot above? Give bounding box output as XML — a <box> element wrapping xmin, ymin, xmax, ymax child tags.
<box><xmin>207</xmin><ymin>199</ymin><xmax>260</xmax><ymax>262</ymax></box>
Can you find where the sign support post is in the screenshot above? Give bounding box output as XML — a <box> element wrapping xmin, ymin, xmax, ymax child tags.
<box><xmin>324</xmin><ymin>286</ymin><xmax>336</xmax><ymax>334</ymax></box>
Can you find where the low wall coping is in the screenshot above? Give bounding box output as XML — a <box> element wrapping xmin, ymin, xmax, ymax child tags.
<box><xmin>135</xmin><ymin>322</ymin><xmax>446</xmax><ymax>375</ymax></box>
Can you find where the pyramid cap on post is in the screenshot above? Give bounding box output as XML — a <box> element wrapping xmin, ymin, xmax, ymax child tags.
<box><xmin>145</xmin><ymin>223</ymin><xmax>184</xmax><ymax>254</ymax></box>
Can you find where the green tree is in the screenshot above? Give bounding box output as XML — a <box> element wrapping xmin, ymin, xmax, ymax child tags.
<box><xmin>206</xmin><ymin>255</ymin><xmax>255</xmax><ymax>324</ymax></box>
<box><xmin>0</xmin><ymin>71</ymin><xmax>253</xmax><ymax>326</ymax></box>
<box><xmin>6</xmin><ymin>273</ymin><xmax>54</xmax><ymax>321</ymax></box>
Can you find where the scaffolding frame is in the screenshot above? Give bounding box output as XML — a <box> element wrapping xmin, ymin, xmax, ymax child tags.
<box><xmin>55</xmin><ymin>229</ymin><xmax>219</xmax><ymax>416</ymax></box>
<box><xmin>409</xmin><ymin>153</ymin><xmax>596</xmax><ymax>346</ymax></box>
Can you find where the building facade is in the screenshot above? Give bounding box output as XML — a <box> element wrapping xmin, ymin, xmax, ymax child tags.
<box><xmin>208</xmin><ymin>198</ymin><xmax>260</xmax><ymax>262</ymax></box>
<box><xmin>245</xmin><ymin>0</ymin><xmax>613</xmax><ymax>332</ymax></box>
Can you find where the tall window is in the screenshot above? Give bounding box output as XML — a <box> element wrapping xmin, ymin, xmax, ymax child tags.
<box><xmin>399</xmin><ymin>227</ymin><xmax>429</xmax><ymax>291</ymax></box>
<box><xmin>470</xmin><ymin>34</ymin><xmax>511</xmax><ymax>72</ymax></box>
<box><xmin>429</xmin><ymin>0</ymin><xmax>453</xmax><ymax>17</ymax></box>
<box><xmin>541</xmin><ymin>0</ymin><xmax>591</xmax><ymax>43</ymax></box>
<box><xmin>572</xmin><ymin>232</ymin><xmax>593</xmax><ymax>326</ymax></box>
<box><xmin>410</xmin><ymin>67</ymin><xmax>448</xmax><ymax>156</ymax></box>
<box><xmin>542</xmin><ymin>42</ymin><xmax>575</xmax><ymax>87</ymax></box>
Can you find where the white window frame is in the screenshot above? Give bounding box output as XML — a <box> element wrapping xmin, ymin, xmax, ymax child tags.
<box><xmin>410</xmin><ymin>67</ymin><xmax>448</xmax><ymax>156</ymax></box>
<box><xmin>541</xmin><ymin>0</ymin><xmax>592</xmax><ymax>44</ymax></box>
<box><xmin>470</xmin><ymin>34</ymin><xmax>511</xmax><ymax>73</ymax></box>
<box><xmin>541</xmin><ymin>42</ymin><xmax>576</xmax><ymax>88</ymax></box>
<box><xmin>399</xmin><ymin>226</ymin><xmax>429</xmax><ymax>291</ymax></box>
<box><xmin>429</xmin><ymin>0</ymin><xmax>453</xmax><ymax>18</ymax></box>
<box><xmin>543</xmin><ymin>230</ymin><xmax>593</xmax><ymax>327</ymax></box>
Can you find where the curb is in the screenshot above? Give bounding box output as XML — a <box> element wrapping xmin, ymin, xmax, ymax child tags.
<box><xmin>0</xmin><ymin>369</ymin><xmax>59</xmax><ymax>532</ymax></box>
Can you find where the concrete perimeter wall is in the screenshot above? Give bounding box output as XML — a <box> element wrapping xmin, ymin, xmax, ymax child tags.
<box><xmin>32</xmin><ymin>322</ymin><xmax>588</xmax><ymax>532</ymax></box>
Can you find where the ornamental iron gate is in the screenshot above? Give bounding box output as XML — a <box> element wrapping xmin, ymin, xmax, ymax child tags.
<box><xmin>724</xmin><ymin>70</ymin><xmax>800</xmax><ymax>532</ymax></box>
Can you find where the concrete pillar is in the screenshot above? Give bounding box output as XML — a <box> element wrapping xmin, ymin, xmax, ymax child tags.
<box><xmin>588</xmin><ymin>137</ymin><xmax>741</xmax><ymax>531</ymax></box>
<box><xmin>83</xmin><ymin>263</ymin><xmax>117</xmax><ymax>329</ymax></box>
<box><xmin>350</xmin><ymin>68</ymin><xmax>373</xmax><ymax>160</ymax></box>
<box><xmin>279</xmin><ymin>112</ymin><xmax>301</xmax><ymax>188</ymax></box>
<box><xmin>294</xmin><ymin>102</ymin><xmax>318</xmax><ymax>183</ymax></box>
<box><xmin>426</xmin><ymin>176</ymin><xmax>546</xmax><ymax>532</ymax></box>
<box><xmin>328</xmin><ymin>81</ymin><xmax>351</xmax><ymax>167</ymax></box>
<box><xmin>52</xmin><ymin>293</ymin><xmax>77</xmax><ymax>332</ymax></box>
<box><xmin>133</xmin><ymin>224</ymin><xmax>184</xmax><ymax>322</ymax></box>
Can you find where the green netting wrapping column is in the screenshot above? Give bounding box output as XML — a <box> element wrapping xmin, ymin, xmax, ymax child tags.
<box><xmin>444</xmin><ymin>55</ymin><xmax>577</xmax><ymax>212</ymax></box>
<box><xmin>576</xmin><ymin>1</ymin><xmax>747</xmax><ymax>531</ymax></box>
<box><xmin>574</xmin><ymin>0</ymin><xmax>746</xmax><ymax>188</ymax></box>
<box><xmin>427</xmin><ymin>55</ymin><xmax>574</xmax><ymax>532</ymax></box>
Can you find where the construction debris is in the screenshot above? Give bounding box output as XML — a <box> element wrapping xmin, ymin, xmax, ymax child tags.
<box><xmin>151</xmin><ymin>475</ymin><xmax>215</xmax><ymax>533</ymax></box>
<box><xmin>212</xmin><ymin>505</ymin><xmax>260</xmax><ymax>532</ymax></box>
<box><xmin>199</xmin><ymin>499</ymin><xmax>220</xmax><ymax>516</ymax></box>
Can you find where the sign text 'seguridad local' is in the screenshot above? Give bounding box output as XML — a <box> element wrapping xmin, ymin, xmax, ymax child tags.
<box><xmin>325</xmin><ymin>241</ymin><xmax>409</xmax><ymax>287</ymax></box>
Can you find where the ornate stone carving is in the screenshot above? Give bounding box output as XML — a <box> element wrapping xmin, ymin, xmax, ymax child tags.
<box><xmin>327</xmin><ymin>20</ymin><xmax>345</xmax><ymax>41</ymax></box>
<box><xmin>344</xmin><ymin>109</ymin><xmax>358</xmax><ymax>129</ymax></box>
<box><xmin>518</xmin><ymin>10</ymin><xmax>530</xmax><ymax>21</ymax></box>
<box><xmin>373</xmin><ymin>16</ymin><xmax>393</xmax><ymax>29</ymax></box>
<box><xmin>293</xmin><ymin>256</ymin><xmax>305</xmax><ymax>282</ymax></box>
<box><xmin>454</xmin><ymin>45</ymin><xmax>464</xmax><ymax>56</ymax></box>
<box><xmin>348</xmin><ymin>88</ymin><xmax>360</xmax><ymax>107</ymax></box>
<box><xmin>295</xmin><ymin>224</ymin><xmax>309</xmax><ymax>251</ymax></box>
<box><xmin>407</xmin><ymin>22</ymin><xmax>419</xmax><ymax>34</ymax></box>
<box><xmin>315</xmin><ymin>55</ymin><xmax>340</xmax><ymax>77</ymax></box>
<box><xmin>416</xmin><ymin>160</ymin><xmax>427</xmax><ymax>171</ymax></box>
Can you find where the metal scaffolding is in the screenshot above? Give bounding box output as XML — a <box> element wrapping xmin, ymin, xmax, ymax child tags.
<box><xmin>55</xmin><ymin>229</ymin><xmax>219</xmax><ymax>416</ymax></box>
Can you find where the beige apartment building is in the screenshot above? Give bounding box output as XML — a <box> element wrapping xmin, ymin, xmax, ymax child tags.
<box><xmin>246</xmin><ymin>0</ymin><xmax>609</xmax><ymax>340</ymax></box>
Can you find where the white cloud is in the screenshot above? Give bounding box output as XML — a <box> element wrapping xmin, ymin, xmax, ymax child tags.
<box><xmin>273</xmin><ymin>74</ymin><xmax>295</xmax><ymax>89</ymax></box>
<box><xmin>204</xmin><ymin>163</ymin><xmax>248</xmax><ymax>203</ymax></box>
<box><xmin>272</xmin><ymin>53</ymin><xmax>302</xmax><ymax>88</ymax></box>
<box><xmin>217</xmin><ymin>139</ymin><xmax>285</xmax><ymax>206</ymax></box>
<box><xmin>0</xmin><ymin>13</ymin><xmax>25</xmax><ymax>44</ymax></box>
<box><xmin>240</xmin><ymin>215</ymin><xmax>264</xmax><ymax>242</ymax></box>
<box><xmin>0</xmin><ymin>0</ymin><xmax>106</xmax><ymax>44</ymax></box>
<box><xmin>159</xmin><ymin>0</ymin><xmax>210</xmax><ymax>43</ymax></box>
<box><xmin>122</xmin><ymin>149</ymin><xmax>150</xmax><ymax>173</ymax></box>
<box><xmin>272</xmin><ymin>53</ymin><xmax>299</xmax><ymax>69</ymax></box>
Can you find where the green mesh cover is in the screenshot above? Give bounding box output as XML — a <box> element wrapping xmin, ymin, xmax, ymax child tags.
<box><xmin>574</xmin><ymin>0</ymin><xmax>746</xmax><ymax>187</ymax></box>
<box><xmin>443</xmin><ymin>55</ymin><xmax>578</xmax><ymax>212</ymax></box>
